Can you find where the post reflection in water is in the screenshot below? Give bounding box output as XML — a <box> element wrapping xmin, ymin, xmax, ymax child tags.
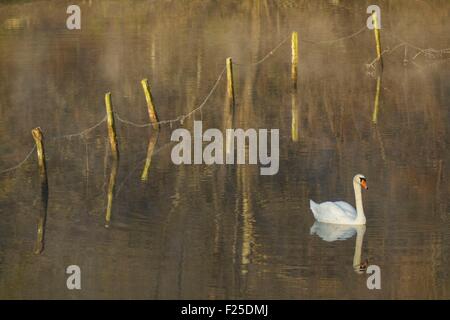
<box><xmin>224</xmin><ymin>93</ymin><xmax>234</xmax><ymax>159</ymax></box>
<box><xmin>141</xmin><ymin>131</ymin><xmax>160</xmax><ymax>182</ymax></box>
<box><xmin>291</xmin><ymin>89</ymin><xmax>299</xmax><ymax>142</ymax></box>
<box><xmin>372</xmin><ymin>76</ymin><xmax>382</xmax><ymax>124</ymax></box>
<box><xmin>237</xmin><ymin>165</ymin><xmax>256</xmax><ymax>277</ymax></box>
<box><xmin>31</xmin><ymin>128</ymin><xmax>49</xmax><ymax>255</ymax></box>
<box><xmin>34</xmin><ymin>184</ymin><xmax>48</xmax><ymax>255</ymax></box>
<box><xmin>105</xmin><ymin>158</ymin><xmax>118</xmax><ymax>228</ymax></box>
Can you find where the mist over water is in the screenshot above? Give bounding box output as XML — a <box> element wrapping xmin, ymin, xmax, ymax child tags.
<box><xmin>0</xmin><ymin>0</ymin><xmax>449</xmax><ymax>299</ymax></box>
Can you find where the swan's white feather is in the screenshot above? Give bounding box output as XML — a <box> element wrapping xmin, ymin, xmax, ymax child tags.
<box><xmin>310</xmin><ymin>200</ymin><xmax>358</xmax><ymax>225</ymax></box>
<box><xmin>334</xmin><ymin>201</ymin><xmax>357</xmax><ymax>216</ymax></box>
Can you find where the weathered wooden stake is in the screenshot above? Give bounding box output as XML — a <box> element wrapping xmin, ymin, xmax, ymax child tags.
<box><xmin>104</xmin><ymin>92</ymin><xmax>119</xmax><ymax>159</ymax></box>
<box><xmin>372</xmin><ymin>12</ymin><xmax>383</xmax><ymax>70</ymax></box>
<box><xmin>141</xmin><ymin>79</ymin><xmax>160</xmax><ymax>130</ymax></box>
<box><xmin>291</xmin><ymin>31</ymin><xmax>298</xmax><ymax>88</ymax></box>
<box><xmin>32</xmin><ymin>127</ymin><xmax>47</xmax><ymax>183</ymax></box>
<box><xmin>31</xmin><ymin>127</ymin><xmax>48</xmax><ymax>254</ymax></box>
<box><xmin>226</xmin><ymin>57</ymin><xmax>235</xmax><ymax>107</ymax></box>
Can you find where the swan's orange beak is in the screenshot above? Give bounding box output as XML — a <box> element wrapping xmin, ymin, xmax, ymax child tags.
<box><xmin>361</xmin><ymin>179</ymin><xmax>368</xmax><ymax>190</ymax></box>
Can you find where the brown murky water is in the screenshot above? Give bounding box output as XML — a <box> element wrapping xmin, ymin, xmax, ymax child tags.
<box><xmin>0</xmin><ymin>0</ymin><xmax>449</xmax><ymax>299</ymax></box>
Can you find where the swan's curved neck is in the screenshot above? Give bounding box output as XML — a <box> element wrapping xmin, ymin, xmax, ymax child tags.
<box><xmin>353</xmin><ymin>180</ymin><xmax>366</xmax><ymax>223</ymax></box>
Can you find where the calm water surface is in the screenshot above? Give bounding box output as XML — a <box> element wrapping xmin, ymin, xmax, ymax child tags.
<box><xmin>0</xmin><ymin>0</ymin><xmax>449</xmax><ymax>299</ymax></box>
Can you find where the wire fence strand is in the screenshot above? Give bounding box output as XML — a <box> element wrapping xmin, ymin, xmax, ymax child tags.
<box><xmin>115</xmin><ymin>66</ymin><xmax>226</xmax><ymax>128</ymax></box>
<box><xmin>366</xmin><ymin>42</ymin><xmax>406</xmax><ymax>68</ymax></box>
<box><xmin>234</xmin><ymin>34</ymin><xmax>291</xmax><ymax>67</ymax></box>
<box><xmin>0</xmin><ymin>145</ymin><xmax>36</xmax><ymax>175</ymax></box>
<box><xmin>365</xmin><ymin>29</ymin><xmax>450</xmax><ymax>69</ymax></box>
<box><xmin>52</xmin><ymin>115</ymin><xmax>107</xmax><ymax>140</ymax></box>
<box><xmin>0</xmin><ymin>116</ymin><xmax>106</xmax><ymax>174</ymax></box>
<box><xmin>0</xmin><ymin>26</ymin><xmax>375</xmax><ymax>176</ymax></box>
<box><xmin>3</xmin><ymin>26</ymin><xmax>449</xmax><ymax>176</ymax></box>
<box><xmin>301</xmin><ymin>25</ymin><xmax>367</xmax><ymax>45</ymax></box>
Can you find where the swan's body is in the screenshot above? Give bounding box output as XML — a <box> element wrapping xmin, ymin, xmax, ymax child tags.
<box><xmin>310</xmin><ymin>174</ymin><xmax>368</xmax><ymax>225</ymax></box>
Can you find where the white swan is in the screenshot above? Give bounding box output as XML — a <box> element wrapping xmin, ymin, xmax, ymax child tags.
<box><xmin>310</xmin><ymin>174</ymin><xmax>368</xmax><ymax>225</ymax></box>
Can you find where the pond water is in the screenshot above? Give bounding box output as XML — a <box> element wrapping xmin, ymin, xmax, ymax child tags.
<box><xmin>0</xmin><ymin>0</ymin><xmax>449</xmax><ymax>299</ymax></box>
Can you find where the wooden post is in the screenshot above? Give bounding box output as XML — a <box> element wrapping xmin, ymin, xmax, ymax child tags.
<box><xmin>291</xmin><ymin>31</ymin><xmax>298</xmax><ymax>88</ymax></box>
<box><xmin>226</xmin><ymin>57</ymin><xmax>235</xmax><ymax>107</ymax></box>
<box><xmin>32</xmin><ymin>128</ymin><xmax>47</xmax><ymax>183</ymax></box>
<box><xmin>372</xmin><ymin>12</ymin><xmax>383</xmax><ymax>70</ymax></box>
<box><xmin>104</xmin><ymin>92</ymin><xmax>119</xmax><ymax>159</ymax></box>
<box><xmin>141</xmin><ymin>79</ymin><xmax>160</xmax><ymax>130</ymax></box>
<box><xmin>31</xmin><ymin>127</ymin><xmax>48</xmax><ymax>254</ymax></box>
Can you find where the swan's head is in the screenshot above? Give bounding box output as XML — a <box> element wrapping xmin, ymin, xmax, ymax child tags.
<box><xmin>354</xmin><ymin>174</ymin><xmax>368</xmax><ymax>190</ymax></box>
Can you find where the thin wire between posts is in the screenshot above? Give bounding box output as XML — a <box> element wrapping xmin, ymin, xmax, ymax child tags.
<box><xmin>234</xmin><ymin>25</ymin><xmax>367</xmax><ymax>67</ymax></box>
<box><xmin>234</xmin><ymin>34</ymin><xmax>291</xmax><ymax>67</ymax></box>
<box><xmin>115</xmin><ymin>66</ymin><xmax>226</xmax><ymax>128</ymax></box>
<box><xmin>0</xmin><ymin>145</ymin><xmax>36</xmax><ymax>175</ymax></box>
<box><xmin>0</xmin><ymin>66</ymin><xmax>224</xmax><ymax>174</ymax></box>
<box><xmin>366</xmin><ymin>31</ymin><xmax>450</xmax><ymax>70</ymax></box>
<box><xmin>233</xmin><ymin>25</ymin><xmax>368</xmax><ymax>67</ymax></box>
<box><xmin>52</xmin><ymin>115</ymin><xmax>107</xmax><ymax>140</ymax></box>
<box><xmin>4</xmin><ymin>28</ymin><xmax>446</xmax><ymax>176</ymax></box>
<box><xmin>301</xmin><ymin>25</ymin><xmax>367</xmax><ymax>45</ymax></box>
<box><xmin>366</xmin><ymin>42</ymin><xmax>406</xmax><ymax>69</ymax></box>
<box><xmin>0</xmin><ymin>116</ymin><xmax>106</xmax><ymax>175</ymax></box>
<box><xmin>0</xmin><ymin>116</ymin><xmax>106</xmax><ymax>174</ymax></box>
<box><xmin>390</xmin><ymin>33</ymin><xmax>450</xmax><ymax>63</ymax></box>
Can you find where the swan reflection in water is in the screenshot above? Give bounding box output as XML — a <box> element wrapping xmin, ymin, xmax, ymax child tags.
<box><xmin>310</xmin><ymin>222</ymin><xmax>368</xmax><ymax>274</ymax></box>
